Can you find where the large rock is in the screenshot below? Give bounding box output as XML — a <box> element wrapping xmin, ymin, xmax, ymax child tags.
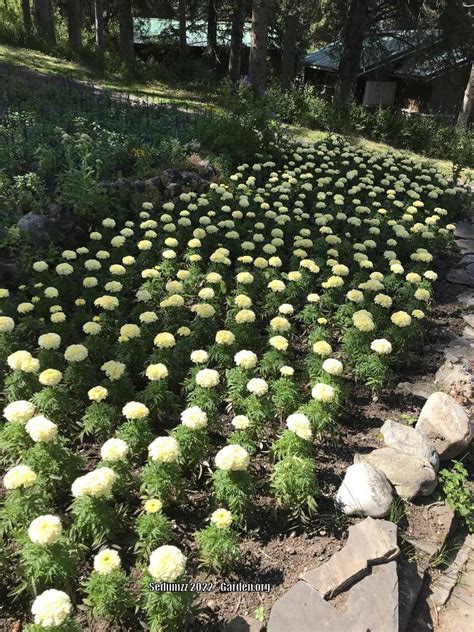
<box><xmin>355</xmin><ymin>448</ymin><xmax>437</xmax><ymax>500</ymax></box>
<box><xmin>344</xmin><ymin>561</ymin><xmax>399</xmax><ymax>632</ymax></box>
<box><xmin>380</xmin><ymin>419</ymin><xmax>439</xmax><ymax>471</ymax></box>
<box><xmin>301</xmin><ymin>518</ymin><xmax>399</xmax><ymax>598</ymax></box>
<box><xmin>435</xmin><ymin>360</ymin><xmax>472</xmax><ymax>405</ymax></box>
<box><xmin>335</xmin><ymin>463</ymin><xmax>393</xmax><ymax>518</ymax></box>
<box><xmin>416</xmin><ymin>392</ymin><xmax>472</xmax><ymax>460</ymax></box>
<box><xmin>17</xmin><ymin>212</ymin><xmax>60</xmax><ymax>245</ymax></box>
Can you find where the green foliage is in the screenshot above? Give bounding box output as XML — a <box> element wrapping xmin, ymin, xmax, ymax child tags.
<box><xmin>439</xmin><ymin>461</ymin><xmax>473</xmax><ymax>532</ymax></box>
<box><xmin>270</xmin><ymin>456</ymin><xmax>318</xmax><ymax>522</ymax></box>
<box><xmin>17</xmin><ymin>539</ymin><xmax>79</xmax><ymax>596</ymax></box>
<box><xmin>140</xmin><ymin>461</ymin><xmax>184</xmax><ymax>506</ymax></box>
<box><xmin>70</xmin><ymin>496</ymin><xmax>121</xmax><ymax>548</ymax></box>
<box><xmin>194</xmin><ymin>524</ymin><xmax>240</xmax><ymax>572</ymax></box>
<box><xmin>135</xmin><ymin>511</ymin><xmax>176</xmax><ymax>558</ymax></box>
<box><xmin>271</xmin><ymin>430</ymin><xmax>313</xmax><ymax>461</ymax></box>
<box><xmin>211</xmin><ymin>470</ymin><xmax>253</xmax><ymax>522</ymax></box>
<box><xmin>82</xmin><ymin>569</ymin><xmax>133</xmax><ymax>622</ymax></box>
<box><xmin>140</xmin><ymin>573</ymin><xmax>194</xmax><ymax>632</ymax></box>
<box><xmin>172</xmin><ymin>425</ymin><xmax>209</xmax><ymax>470</ymax></box>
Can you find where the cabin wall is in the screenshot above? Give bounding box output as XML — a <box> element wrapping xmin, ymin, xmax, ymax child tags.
<box><xmin>429</xmin><ymin>64</ymin><xmax>470</xmax><ymax>115</ymax></box>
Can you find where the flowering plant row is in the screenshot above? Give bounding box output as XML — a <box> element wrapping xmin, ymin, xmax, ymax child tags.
<box><xmin>0</xmin><ymin>136</ymin><xmax>462</xmax><ymax>630</ymax></box>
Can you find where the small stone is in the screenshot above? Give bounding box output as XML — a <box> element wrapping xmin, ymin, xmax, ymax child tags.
<box><xmin>462</xmin><ymin>325</ymin><xmax>474</xmax><ymax>340</ymax></box>
<box><xmin>380</xmin><ymin>419</ymin><xmax>439</xmax><ymax>471</ymax></box>
<box><xmin>344</xmin><ymin>561</ymin><xmax>399</xmax><ymax>632</ymax></box>
<box><xmin>335</xmin><ymin>463</ymin><xmax>393</xmax><ymax>518</ymax></box>
<box><xmin>456</xmin><ymin>239</ymin><xmax>474</xmax><ymax>254</ymax></box>
<box><xmin>416</xmin><ymin>392</ymin><xmax>472</xmax><ymax>460</ymax></box>
<box><xmin>435</xmin><ymin>360</ymin><xmax>472</xmax><ymax>404</ymax></box>
<box><xmin>355</xmin><ymin>448</ymin><xmax>437</xmax><ymax>499</ymax></box>
<box><xmin>442</xmin><ymin>335</ymin><xmax>474</xmax><ymax>364</ymax></box>
<box><xmin>457</xmin><ymin>290</ymin><xmax>474</xmax><ymax>308</ymax></box>
<box><xmin>345</xmin><ymin>517</ymin><xmax>399</xmax><ymax>565</ymax></box>
<box><xmin>463</xmin><ymin>314</ymin><xmax>474</xmax><ymax>328</ymax></box>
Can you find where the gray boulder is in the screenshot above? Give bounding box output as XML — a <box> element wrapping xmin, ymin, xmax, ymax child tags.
<box><xmin>416</xmin><ymin>392</ymin><xmax>472</xmax><ymax>460</ymax></box>
<box><xmin>380</xmin><ymin>419</ymin><xmax>439</xmax><ymax>471</ymax></box>
<box><xmin>335</xmin><ymin>462</ymin><xmax>393</xmax><ymax>518</ymax></box>
<box><xmin>17</xmin><ymin>212</ymin><xmax>60</xmax><ymax>245</ymax></box>
<box><xmin>355</xmin><ymin>448</ymin><xmax>437</xmax><ymax>500</ymax></box>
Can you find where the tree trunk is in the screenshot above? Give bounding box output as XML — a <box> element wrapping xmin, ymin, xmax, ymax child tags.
<box><xmin>33</xmin><ymin>0</ymin><xmax>55</xmax><ymax>44</ymax></box>
<box><xmin>334</xmin><ymin>0</ymin><xmax>369</xmax><ymax>106</ymax></box>
<box><xmin>118</xmin><ymin>0</ymin><xmax>135</xmax><ymax>65</ymax></box>
<box><xmin>67</xmin><ymin>0</ymin><xmax>82</xmax><ymax>51</ymax></box>
<box><xmin>94</xmin><ymin>0</ymin><xmax>105</xmax><ymax>54</ymax></box>
<box><xmin>281</xmin><ymin>8</ymin><xmax>299</xmax><ymax>92</ymax></box>
<box><xmin>249</xmin><ymin>0</ymin><xmax>270</xmax><ymax>94</ymax></box>
<box><xmin>206</xmin><ymin>0</ymin><xmax>219</xmax><ymax>67</ymax></box>
<box><xmin>228</xmin><ymin>0</ymin><xmax>246</xmax><ymax>85</ymax></box>
<box><xmin>457</xmin><ymin>63</ymin><xmax>474</xmax><ymax>127</ymax></box>
<box><xmin>178</xmin><ymin>0</ymin><xmax>188</xmax><ymax>58</ymax></box>
<box><xmin>21</xmin><ymin>0</ymin><xmax>32</xmax><ymax>33</ymax></box>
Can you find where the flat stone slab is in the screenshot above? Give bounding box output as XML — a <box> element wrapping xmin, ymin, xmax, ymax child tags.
<box><xmin>267</xmin><ymin>580</ymin><xmax>354</xmax><ymax>632</ymax></box>
<box><xmin>301</xmin><ymin>518</ymin><xmax>398</xmax><ymax>598</ymax></box>
<box><xmin>447</xmin><ymin>268</ymin><xmax>474</xmax><ymax>287</ymax></box>
<box><xmin>438</xmin><ymin>543</ymin><xmax>474</xmax><ymax>632</ymax></box>
<box><xmin>398</xmin><ymin>561</ymin><xmax>424</xmax><ymax>632</ymax></box>
<box><xmin>456</xmin><ymin>239</ymin><xmax>474</xmax><ymax>254</ymax></box>
<box><xmin>462</xmin><ymin>314</ymin><xmax>474</xmax><ymax>328</ymax></box>
<box><xmin>457</xmin><ymin>290</ymin><xmax>474</xmax><ymax>307</ymax></box>
<box><xmin>442</xmin><ymin>334</ymin><xmax>474</xmax><ymax>363</ymax></box>
<box><xmin>455</xmin><ymin>221</ymin><xmax>474</xmax><ymax>240</ymax></box>
<box><xmin>396</xmin><ymin>380</ymin><xmax>436</xmax><ymax>400</ymax></box>
<box><xmin>431</xmin><ymin>534</ymin><xmax>474</xmax><ymax>607</ymax></box>
<box><xmin>344</xmin><ymin>561</ymin><xmax>398</xmax><ymax>632</ymax></box>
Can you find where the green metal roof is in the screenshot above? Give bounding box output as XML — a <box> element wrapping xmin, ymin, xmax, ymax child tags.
<box><xmin>305</xmin><ymin>32</ymin><xmax>421</xmax><ymax>74</ymax></box>
<box><xmin>134</xmin><ymin>18</ymin><xmax>252</xmax><ymax>47</ymax></box>
<box><xmin>393</xmin><ymin>48</ymin><xmax>469</xmax><ymax>79</ymax></box>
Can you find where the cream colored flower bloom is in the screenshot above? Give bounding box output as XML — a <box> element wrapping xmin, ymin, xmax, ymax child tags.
<box><xmin>148</xmin><ymin>545</ymin><xmax>186</xmax><ymax>581</ymax></box>
<box><xmin>4</xmin><ymin>464</ymin><xmax>37</xmax><ymax>489</ymax></box>
<box><xmin>234</xmin><ymin>350</ymin><xmax>258</xmax><ymax>369</ymax></box>
<box><xmin>180</xmin><ymin>406</ymin><xmax>208</xmax><ymax>430</ymax></box>
<box><xmin>311</xmin><ymin>383</ymin><xmax>336</xmax><ymax>403</ymax></box>
<box><xmin>26</xmin><ymin>416</ymin><xmax>58</xmax><ymax>442</ymax></box>
<box><xmin>39</xmin><ymin>368</ymin><xmax>62</xmax><ymax>386</ymax></box>
<box><xmin>246</xmin><ymin>377</ymin><xmax>268</xmax><ymax>396</ymax></box>
<box><xmin>216</xmin><ymin>330</ymin><xmax>235</xmax><ymax>345</ymax></box>
<box><xmin>195</xmin><ymin>368</ymin><xmax>220</xmax><ymax>388</ymax></box>
<box><xmin>154</xmin><ymin>332</ymin><xmax>176</xmax><ymax>348</ymax></box>
<box><xmin>122</xmin><ymin>401</ymin><xmax>149</xmax><ymax>419</ymax></box>
<box><xmin>32</xmin><ymin>590</ymin><xmax>72</xmax><ymax>627</ymax></box>
<box><xmin>215</xmin><ymin>444</ymin><xmax>250</xmax><ymax>471</ymax></box>
<box><xmin>71</xmin><ymin>467</ymin><xmax>116</xmax><ymax>498</ymax></box>
<box><xmin>312</xmin><ymin>341</ymin><xmax>332</xmax><ymax>357</ymax></box>
<box><xmin>286</xmin><ymin>413</ymin><xmax>312</xmax><ymax>440</ymax></box>
<box><xmin>370</xmin><ymin>339</ymin><xmax>393</xmax><ymax>355</ymax></box>
<box><xmin>94</xmin><ymin>549</ymin><xmax>121</xmax><ymax>575</ymax></box>
<box><xmin>148</xmin><ymin>436</ymin><xmax>180</xmax><ymax>463</ymax></box>
<box><xmin>4</xmin><ymin>400</ymin><xmax>35</xmax><ymax>423</ymax></box>
<box><xmin>231</xmin><ymin>415</ymin><xmax>250</xmax><ymax>430</ymax></box>
<box><xmin>64</xmin><ymin>344</ymin><xmax>88</xmax><ymax>362</ymax></box>
<box><xmin>210</xmin><ymin>508</ymin><xmax>233</xmax><ymax>528</ymax></box>
<box><xmin>0</xmin><ymin>316</ymin><xmax>15</xmax><ymax>332</ymax></box>
<box><xmin>269</xmin><ymin>335</ymin><xmax>288</xmax><ymax>351</ymax></box>
<box><xmin>391</xmin><ymin>311</ymin><xmax>412</xmax><ymax>327</ymax></box>
<box><xmin>145</xmin><ymin>498</ymin><xmax>163</xmax><ymax>513</ymax></box>
<box><xmin>101</xmin><ymin>438</ymin><xmax>129</xmax><ymax>462</ymax></box>
<box><xmin>28</xmin><ymin>515</ymin><xmax>62</xmax><ymax>545</ymax></box>
<box><xmin>322</xmin><ymin>358</ymin><xmax>344</xmax><ymax>376</ymax></box>
<box><xmin>88</xmin><ymin>386</ymin><xmax>108</xmax><ymax>402</ymax></box>
<box><xmin>146</xmin><ymin>363</ymin><xmax>168</xmax><ymax>380</ymax></box>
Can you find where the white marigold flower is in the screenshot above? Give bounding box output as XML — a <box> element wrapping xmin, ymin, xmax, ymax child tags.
<box><xmin>234</xmin><ymin>294</ymin><xmax>252</xmax><ymax>309</ymax></box>
<box><xmin>94</xmin><ymin>549</ymin><xmax>121</xmax><ymax>575</ymax></box>
<box><xmin>55</xmin><ymin>262</ymin><xmax>74</xmax><ymax>276</ymax></box>
<box><xmin>346</xmin><ymin>289</ymin><xmax>364</xmax><ymax>303</ymax></box>
<box><xmin>352</xmin><ymin>310</ymin><xmax>375</xmax><ymax>332</ymax></box>
<box><xmin>195</xmin><ymin>368</ymin><xmax>220</xmax><ymax>388</ymax></box>
<box><xmin>94</xmin><ymin>295</ymin><xmax>119</xmax><ymax>311</ymax></box>
<box><xmin>28</xmin><ymin>515</ymin><xmax>62</xmax><ymax>545</ymax></box>
<box><xmin>371</xmin><ymin>339</ymin><xmax>393</xmax><ymax>355</ymax></box>
<box><xmin>414</xmin><ymin>288</ymin><xmax>430</xmax><ymax>302</ymax></box>
<box><xmin>268</xmin><ymin>279</ymin><xmax>286</xmax><ymax>293</ymax></box>
<box><xmin>215</xmin><ymin>330</ymin><xmax>235</xmax><ymax>345</ymax></box>
<box><xmin>101</xmin><ymin>438</ymin><xmax>129</xmax><ymax>462</ymax></box>
<box><xmin>39</xmin><ymin>368</ymin><xmax>62</xmax><ymax>386</ymax></box>
<box><xmin>286</xmin><ymin>413</ymin><xmax>312</xmax><ymax>440</ymax></box>
<box><xmin>33</xmin><ymin>260</ymin><xmax>49</xmax><ymax>272</ymax></box>
<box><xmin>4</xmin><ymin>464</ymin><xmax>37</xmax><ymax>489</ymax></box>
<box><xmin>215</xmin><ymin>444</ymin><xmax>250</xmax><ymax>471</ymax></box>
<box><xmin>64</xmin><ymin>344</ymin><xmax>88</xmax><ymax>363</ymax></box>
<box><xmin>311</xmin><ymin>383</ymin><xmax>336</xmax><ymax>403</ymax></box>
<box><xmin>148</xmin><ymin>436</ymin><xmax>180</xmax><ymax>463</ymax></box>
<box><xmin>280</xmin><ymin>365</ymin><xmax>294</xmax><ymax>376</ymax></box>
<box><xmin>231</xmin><ymin>415</ymin><xmax>250</xmax><ymax>430</ymax></box>
<box><xmin>374</xmin><ymin>293</ymin><xmax>392</xmax><ymax>308</ymax></box>
<box><xmin>270</xmin><ymin>316</ymin><xmax>290</xmax><ymax>332</ymax></box>
<box><xmin>246</xmin><ymin>377</ymin><xmax>268</xmax><ymax>396</ymax></box>
<box><xmin>312</xmin><ymin>341</ymin><xmax>332</xmax><ymax>357</ymax></box>
<box><xmin>234</xmin><ymin>350</ymin><xmax>258</xmax><ymax>369</ymax></box>
<box><xmin>190</xmin><ymin>350</ymin><xmax>209</xmax><ymax>364</ymax></box>
<box><xmin>25</xmin><ymin>416</ymin><xmax>58</xmax><ymax>442</ymax></box>
<box><xmin>146</xmin><ymin>363</ymin><xmax>168</xmax><ymax>380</ymax></box>
<box><xmin>100</xmin><ymin>360</ymin><xmax>125</xmax><ymax>381</ymax></box>
<box><xmin>4</xmin><ymin>400</ymin><xmax>35</xmax><ymax>423</ymax></box>
<box><xmin>180</xmin><ymin>406</ymin><xmax>208</xmax><ymax>430</ymax></box>
<box><xmin>148</xmin><ymin>545</ymin><xmax>187</xmax><ymax>582</ymax></box>
<box><xmin>322</xmin><ymin>358</ymin><xmax>344</xmax><ymax>376</ymax></box>
<box><xmin>210</xmin><ymin>508</ymin><xmax>233</xmax><ymax>529</ymax></box>
<box><xmin>119</xmin><ymin>324</ymin><xmax>141</xmax><ymax>341</ymax></box>
<box><xmin>0</xmin><ymin>316</ymin><xmax>15</xmax><ymax>333</ymax></box>
<box><xmin>31</xmin><ymin>589</ymin><xmax>72</xmax><ymax>627</ymax></box>
<box><xmin>122</xmin><ymin>401</ymin><xmax>149</xmax><ymax>419</ymax></box>
<box><xmin>88</xmin><ymin>386</ymin><xmax>108</xmax><ymax>402</ymax></box>
<box><xmin>235</xmin><ymin>309</ymin><xmax>256</xmax><ymax>324</ymax></box>
<box><xmin>391</xmin><ymin>311</ymin><xmax>412</xmax><ymax>327</ymax></box>
<box><xmin>154</xmin><ymin>332</ymin><xmax>176</xmax><ymax>348</ymax></box>
<box><xmin>269</xmin><ymin>335</ymin><xmax>288</xmax><ymax>351</ymax></box>
<box><xmin>7</xmin><ymin>350</ymin><xmax>33</xmax><ymax>371</ymax></box>
<box><xmin>71</xmin><ymin>467</ymin><xmax>116</xmax><ymax>498</ymax></box>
